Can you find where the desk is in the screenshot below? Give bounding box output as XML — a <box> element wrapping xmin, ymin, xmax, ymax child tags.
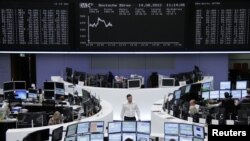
<box><xmin>0</xmin><ymin>119</ymin><xmax>17</xmax><ymax>141</ymax></box>
<box><xmin>22</xmin><ymin>103</ymin><xmax>81</xmax><ymax>110</ymax></box>
<box><xmin>6</xmin><ymin>99</ymin><xmax>113</xmax><ymax>141</ymax></box>
<box><xmin>60</xmin><ymin>76</ymin><xmax>214</xmax><ymax>120</ymax></box>
<box><xmin>151</xmin><ymin>99</ymin><xmax>208</xmax><ymax>140</ymax></box>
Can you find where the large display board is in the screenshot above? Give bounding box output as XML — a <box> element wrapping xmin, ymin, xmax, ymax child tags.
<box><xmin>0</xmin><ymin>0</ymin><xmax>73</xmax><ymax>51</ymax></box>
<box><xmin>0</xmin><ymin>0</ymin><xmax>250</xmax><ymax>52</ymax></box>
<box><xmin>76</xmin><ymin>0</ymin><xmax>187</xmax><ymax>51</ymax></box>
<box><xmin>193</xmin><ymin>0</ymin><xmax>250</xmax><ymax>51</ymax></box>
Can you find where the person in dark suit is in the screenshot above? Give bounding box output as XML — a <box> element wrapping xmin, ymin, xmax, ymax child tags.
<box><xmin>221</xmin><ymin>92</ymin><xmax>236</xmax><ymax>119</ymax></box>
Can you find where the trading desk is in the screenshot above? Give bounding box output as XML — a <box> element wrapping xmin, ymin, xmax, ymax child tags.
<box><xmin>21</xmin><ymin>102</ymin><xmax>81</xmax><ymax>111</ymax></box>
<box><xmin>6</xmin><ymin>99</ymin><xmax>113</xmax><ymax>141</ymax></box>
<box><xmin>151</xmin><ymin>99</ymin><xmax>207</xmax><ymax>140</ymax></box>
<box><xmin>60</xmin><ymin>76</ymin><xmax>214</xmax><ymax>120</ymax></box>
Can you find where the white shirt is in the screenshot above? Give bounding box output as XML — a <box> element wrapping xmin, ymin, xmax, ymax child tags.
<box><xmin>121</xmin><ymin>102</ymin><xmax>140</xmax><ymax>120</ymax></box>
<box><xmin>188</xmin><ymin>104</ymin><xmax>200</xmax><ymax>115</ymax></box>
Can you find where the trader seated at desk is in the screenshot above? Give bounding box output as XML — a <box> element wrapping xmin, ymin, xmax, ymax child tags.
<box><xmin>58</xmin><ymin>96</ymin><xmax>70</xmax><ymax>106</ymax></box>
<box><xmin>240</xmin><ymin>89</ymin><xmax>250</xmax><ymax>103</ymax></box>
<box><xmin>48</xmin><ymin>111</ymin><xmax>62</xmax><ymax>125</ymax></box>
<box><xmin>188</xmin><ymin>99</ymin><xmax>200</xmax><ymax>116</ymax></box>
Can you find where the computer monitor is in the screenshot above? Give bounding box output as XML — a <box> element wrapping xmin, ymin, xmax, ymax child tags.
<box><xmin>44</xmin><ymin>82</ymin><xmax>55</xmax><ymax>90</ymax></box>
<box><xmin>109</xmin><ymin>133</ymin><xmax>122</xmax><ymax>141</ymax></box>
<box><xmin>164</xmin><ymin>135</ymin><xmax>179</xmax><ymax>141</ymax></box>
<box><xmin>161</xmin><ymin>78</ymin><xmax>175</xmax><ymax>87</ymax></box>
<box><xmin>55</xmin><ymin>82</ymin><xmax>65</xmax><ymax>95</ymax></box>
<box><xmin>236</xmin><ymin>81</ymin><xmax>248</xmax><ymax>90</ymax></box>
<box><xmin>14</xmin><ymin>81</ymin><xmax>26</xmax><ymax>89</ymax></box>
<box><xmin>66</xmin><ymin>124</ymin><xmax>78</xmax><ymax>137</ymax></box>
<box><xmin>44</xmin><ymin>90</ymin><xmax>55</xmax><ymax>100</ymax></box>
<box><xmin>77</xmin><ymin>122</ymin><xmax>90</xmax><ymax>134</ymax></box>
<box><xmin>122</xmin><ymin>133</ymin><xmax>136</xmax><ymax>141</ymax></box>
<box><xmin>193</xmin><ymin>125</ymin><xmax>204</xmax><ymax>139</ymax></box>
<box><xmin>55</xmin><ymin>82</ymin><xmax>64</xmax><ymax>89</ymax></box>
<box><xmin>242</xmin><ymin>90</ymin><xmax>247</xmax><ymax>97</ymax></box>
<box><xmin>179</xmin><ymin>136</ymin><xmax>193</xmax><ymax>141</ymax></box>
<box><xmin>91</xmin><ymin>134</ymin><xmax>104</xmax><ymax>141</ymax></box>
<box><xmin>122</xmin><ymin>121</ymin><xmax>136</xmax><ymax>132</ymax></box>
<box><xmin>77</xmin><ymin>135</ymin><xmax>90</xmax><ymax>141</ymax></box>
<box><xmin>28</xmin><ymin>89</ymin><xmax>38</xmax><ymax>99</ymax></box>
<box><xmin>202</xmin><ymin>91</ymin><xmax>209</xmax><ymax>100</ymax></box>
<box><xmin>65</xmin><ymin>136</ymin><xmax>76</xmax><ymax>141</ymax></box>
<box><xmin>193</xmin><ymin>137</ymin><xmax>203</xmax><ymax>141</ymax></box>
<box><xmin>185</xmin><ymin>85</ymin><xmax>191</xmax><ymax>94</ymax></box>
<box><xmin>109</xmin><ymin>122</ymin><xmax>122</xmax><ymax>133</ymax></box>
<box><xmin>137</xmin><ymin>121</ymin><xmax>151</xmax><ymax>134</ymax></box>
<box><xmin>137</xmin><ymin>133</ymin><xmax>150</xmax><ymax>141</ymax></box>
<box><xmin>164</xmin><ymin>123</ymin><xmax>179</xmax><ymax>135</ymax></box>
<box><xmin>66</xmin><ymin>67</ymin><xmax>73</xmax><ymax>76</ymax></box>
<box><xmin>90</xmin><ymin>121</ymin><xmax>104</xmax><ymax>133</ymax></box>
<box><xmin>128</xmin><ymin>79</ymin><xmax>141</xmax><ymax>89</ymax></box>
<box><xmin>4</xmin><ymin>91</ymin><xmax>14</xmax><ymax>100</ymax></box>
<box><xmin>179</xmin><ymin>124</ymin><xmax>193</xmax><ymax>136</ymax></box>
<box><xmin>14</xmin><ymin>90</ymin><xmax>27</xmax><ymax>100</ymax></box>
<box><xmin>28</xmin><ymin>89</ymin><xmax>38</xmax><ymax>94</ymax></box>
<box><xmin>55</xmin><ymin>88</ymin><xmax>65</xmax><ymax>95</ymax></box>
<box><xmin>3</xmin><ymin>82</ymin><xmax>14</xmax><ymax>91</ymax></box>
<box><xmin>220</xmin><ymin>81</ymin><xmax>231</xmax><ymax>90</ymax></box>
<box><xmin>174</xmin><ymin>90</ymin><xmax>181</xmax><ymax>100</ymax></box>
<box><xmin>231</xmin><ymin>90</ymin><xmax>242</xmax><ymax>99</ymax></box>
<box><xmin>79</xmin><ymin>72</ymin><xmax>86</xmax><ymax>81</ymax></box>
<box><xmin>52</xmin><ymin>126</ymin><xmax>63</xmax><ymax>141</ymax></box>
<box><xmin>179</xmin><ymin>81</ymin><xmax>187</xmax><ymax>87</ymax></box>
<box><xmin>201</xmin><ymin>82</ymin><xmax>211</xmax><ymax>92</ymax></box>
<box><xmin>209</xmin><ymin>90</ymin><xmax>219</xmax><ymax>99</ymax></box>
<box><xmin>219</xmin><ymin>90</ymin><xmax>230</xmax><ymax>99</ymax></box>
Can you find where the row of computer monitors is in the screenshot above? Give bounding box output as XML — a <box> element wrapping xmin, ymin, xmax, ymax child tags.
<box><xmin>202</xmin><ymin>89</ymin><xmax>247</xmax><ymax>100</ymax></box>
<box><xmin>164</xmin><ymin>123</ymin><xmax>205</xmax><ymax>139</ymax></box>
<box><xmin>219</xmin><ymin>81</ymin><xmax>247</xmax><ymax>90</ymax></box>
<box><xmin>65</xmin><ymin>133</ymin><xmax>151</xmax><ymax>141</ymax></box>
<box><xmin>4</xmin><ymin>89</ymin><xmax>39</xmax><ymax>100</ymax></box>
<box><xmin>65</xmin><ymin>133</ymin><xmax>204</xmax><ymax>141</ymax></box>
<box><xmin>66</xmin><ymin>121</ymin><xmax>151</xmax><ymax>137</ymax></box>
<box><xmin>4</xmin><ymin>89</ymin><xmax>65</xmax><ymax>101</ymax></box>
<box><xmin>64</xmin><ymin>122</ymin><xmax>204</xmax><ymax>141</ymax></box>
<box><xmin>199</xmin><ymin>81</ymin><xmax>247</xmax><ymax>93</ymax></box>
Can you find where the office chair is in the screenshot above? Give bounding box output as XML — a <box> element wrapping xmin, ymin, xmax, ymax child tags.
<box><xmin>17</xmin><ymin>113</ymin><xmax>33</xmax><ymax>128</ymax></box>
<box><xmin>42</xmin><ymin>100</ymin><xmax>55</xmax><ymax>112</ymax></box>
<box><xmin>32</xmin><ymin>112</ymin><xmax>47</xmax><ymax>127</ymax></box>
<box><xmin>42</xmin><ymin>100</ymin><xmax>56</xmax><ymax>122</ymax></box>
